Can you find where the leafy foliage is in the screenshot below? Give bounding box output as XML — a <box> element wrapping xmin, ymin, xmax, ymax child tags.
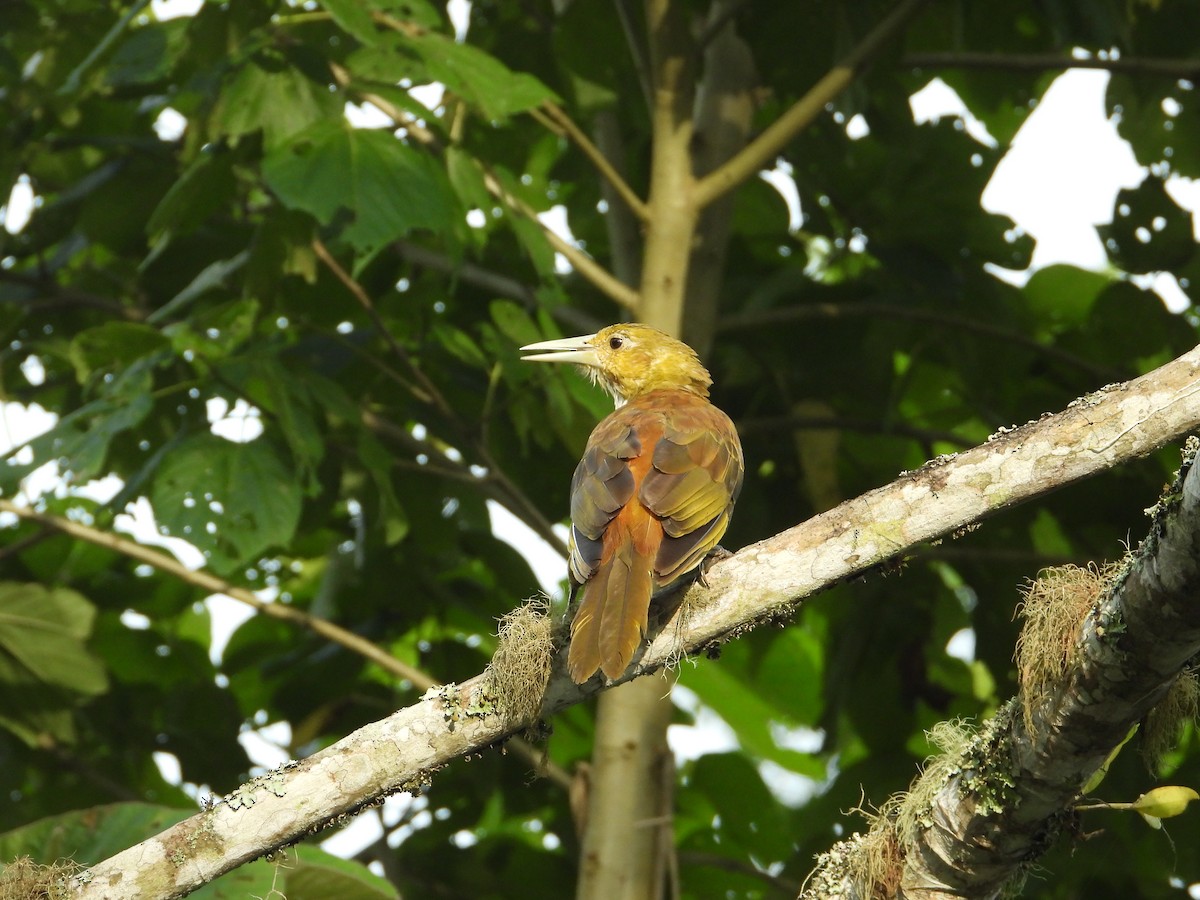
<box><xmin>1</xmin><ymin>0</ymin><xmax>1199</xmax><ymax>897</ymax></box>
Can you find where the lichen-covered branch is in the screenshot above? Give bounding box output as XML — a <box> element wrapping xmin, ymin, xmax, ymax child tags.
<box><xmin>802</xmin><ymin>446</ymin><xmax>1200</xmax><ymax>898</ymax></box>
<box><xmin>68</xmin><ymin>346</ymin><xmax>1200</xmax><ymax>899</ymax></box>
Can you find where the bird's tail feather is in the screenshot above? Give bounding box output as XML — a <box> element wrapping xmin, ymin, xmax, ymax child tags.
<box><xmin>568</xmin><ymin>512</ymin><xmax>658</xmax><ymax>683</ymax></box>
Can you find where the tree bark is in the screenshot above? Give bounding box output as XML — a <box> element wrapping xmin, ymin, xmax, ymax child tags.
<box><xmin>807</xmin><ymin>433</ymin><xmax>1200</xmax><ymax>898</ymax></box>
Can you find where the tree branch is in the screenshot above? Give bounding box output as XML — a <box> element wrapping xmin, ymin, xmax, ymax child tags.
<box><xmin>65</xmin><ymin>345</ymin><xmax>1200</xmax><ymax>900</ymax></box>
<box><xmin>693</xmin><ymin>0</ymin><xmax>933</xmax><ymax>209</ymax></box>
<box><xmin>0</xmin><ymin>498</ymin><xmax>572</xmax><ymax>792</ymax></box>
<box><xmin>313</xmin><ymin>242</ymin><xmax>573</xmax><ymax>558</ymax></box>
<box><xmin>326</xmin><ymin>60</ymin><xmax>641</xmax><ymax>311</ymax></box>
<box><xmin>807</xmin><ymin>439</ymin><xmax>1200</xmax><ymax>897</ymax></box>
<box><xmin>0</xmin><ymin>498</ymin><xmax>431</xmax><ymax>688</ymax></box>
<box><xmin>532</xmin><ymin>102</ymin><xmax>649</xmax><ymax>222</ymax></box>
<box><xmin>737</xmin><ymin>413</ymin><xmax>975</xmax><ymax>450</ymax></box>
<box><xmin>477</xmin><ymin>162</ymin><xmax>643</xmax><ymax>310</ymax></box>
<box><xmin>718</xmin><ymin>302</ymin><xmax>1123</xmax><ymax>382</ymax></box>
<box><xmin>904</xmin><ymin>51</ymin><xmax>1200</xmax><ymax>79</ymax></box>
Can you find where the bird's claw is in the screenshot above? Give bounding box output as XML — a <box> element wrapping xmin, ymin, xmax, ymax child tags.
<box><xmin>697</xmin><ymin>545</ymin><xmax>733</xmax><ymax>588</ymax></box>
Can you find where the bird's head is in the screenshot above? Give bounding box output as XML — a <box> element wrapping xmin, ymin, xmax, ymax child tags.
<box><xmin>521</xmin><ymin>323</ymin><xmax>712</xmax><ymax>405</ymax></box>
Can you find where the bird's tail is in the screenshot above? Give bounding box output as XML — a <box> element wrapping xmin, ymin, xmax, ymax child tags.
<box><xmin>568</xmin><ymin>510</ymin><xmax>659</xmax><ymax>683</ymax></box>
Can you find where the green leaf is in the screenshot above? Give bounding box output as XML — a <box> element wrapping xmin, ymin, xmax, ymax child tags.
<box><xmin>1</xmin><ymin>363</ymin><xmax>155</xmax><ymax>488</ymax></box>
<box><xmin>263</xmin><ymin>120</ymin><xmax>455</xmax><ymax>257</ymax></box>
<box><xmin>150</xmin><ymin>434</ymin><xmax>302</xmax><ymax>573</ymax></box>
<box><xmin>106</xmin><ymin>20</ymin><xmax>185</xmax><ymax>87</ymax></box>
<box><xmin>212</xmin><ymin>60</ymin><xmax>342</xmax><ymax>150</ymax></box>
<box><xmin>682</xmin><ymin>658</ymin><xmax>826</xmax><ymax>778</ymax></box>
<box><xmin>489</xmin><ymin>299</ymin><xmax>542</xmax><ymax>346</ymax></box>
<box><xmin>406</xmin><ymin>32</ymin><xmax>558</xmax><ymax>120</ymax></box>
<box><xmin>69</xmin><ymin>322</ymin><xmax>170</xmax><ymax>384</ymax></box>
<box><xmin>0</xmin><ymin>803</ymin><xmax>189</xmax><ymax>866</ymax></box>
<box><xmin>164</xmin><ymin>297</ymin><xmax>261</xmax><ymax>364</ymax></box>
<box><xmin>147</xmin><ymin>151</ymin><xmax>238</xmax><ymax>240</ymax></box>
<box><xmin>146</xmin><ymin>252</ymin><xmax>251</xmax><ymax>325</ymax></box>
<box><xmin>1022</xmin><ymin>264</ymin><xmax>1113</xmax><ymax>332</ymax></box>
<box><xmin>282</xmin><ymin>845</ymin><xmax>400</xmax><ymax>900</ymax></box>
<box><xmin>220</xmin><ymin>354</ymin><xmax>326</xmax><ymax>485</ymax></box>
<box><xmin>346</xmin><ymin>32</ymin><xmax>557</xmax><ymax>121</ymax></box>
<box><xmin>0</xmin><ymin>583</ymin><xmax>107</xmax><ymax>695</ymax></box>
<box><xmin>1132</xmin><ymin>785</ymin><xmax>1200</xmax><ymax>826</ymax></box>
<box><xmin>1082</xmin><ymin>724</ymin><xmax>1138</xmax><ymax>794</ymax></box>
<box><xmin>689</xmin><ymin>753</ymin><xmax>793</xmax><ymax>862</ymax></box>
<box><xmin>1098</xmin><ymin>176</ymin><xmax>1196</xmax><ymax>274</ymax></box>
<box><xmin>322</xmin><ymin>0</ymin><xmax>382</xmax><ymax>45</ymax></box>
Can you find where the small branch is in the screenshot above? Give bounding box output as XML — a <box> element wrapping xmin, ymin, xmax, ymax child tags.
<box><xmin>0</xmin><ymin>498</ymin><xmax>432</xmax><ymax>688</ymax></box>
<box><xmin>327</xmin><ymin>60</ymin><xmax>640</xmax><ymax>311</ymax></box>
<box><xmin>393</xmin><ymin>240</ymin><xmax>604</xmax><ymax>333</ymax></box>
<box><xmin>362</xmin><ymin>410</ymin><xmax>571</xmax><ymax>558</ymax></box>
<box><xmin>693</xmin><ymin>0</ymin><xmax>933</xmax><ymax>209</ymax></box>
<box><xmin>718</xmin><ymin>302</ymin><xmax>1122</xmax><ymax>382</ymax></box>
<box><xmin>0</xmin><ymin>271</ymin><xmax>143</xmax><ymax>320</ymax></box>
<box><xmin>677</xmin><ymin>851</ymin><xmax>800</xmax><ymax>896</ymax></box>
<box><xmin>890</xmin><ymin>444</ymin><xmax>1200</xmax><ymax>896</ymax></box>
<box><xmin>393</xmin><ymin>240</ymin><xmax>537</xmax><ymax>303</ymax></box>
<box><xmin>313</xmin><ymin>237</ymin><xmax>452</xmax><ymax>416</ymax></box>
<box><xmin>613</xmin><ymin>0</ymin><xmax>654</xmax><ymax>113</ymax></box>
<box><xmin>904</xmin><ymin>51</ymin><xmax>1200</xmax><ymax>79</ymax></box>
<box><xmin>534</xmin><ymin>102</ymin><xmax>649</xmax><ymax>222</ymax></box>
<box><xmin>737</xmin><ymin>413</ymin><xmax>974</xmax><ymax>449</ymax></box>
<box><xmin>310</xmin><ymin>250</ymin><xmax>572</xmax><ymax>559</ymax></box>
<box><xmin>478</xmin><ymin>163</ymin><xmax>642</xmax><ymax>310</ymax></box>
<box><xmin>327</xmin><ymin>60</ymin><xmax>440</xmax><ymax>146</ymax></box>
<box><xmin>0</xmin><ymin>497</ymin><xmax>571</xmax><ymax>792</ymax></box>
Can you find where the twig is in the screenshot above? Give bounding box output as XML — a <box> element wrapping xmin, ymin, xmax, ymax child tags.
<box><xmin>0</xmin><ymin>271</ymin><xmax>143</xmax><ymax>320</ymax></box>
<box><xmin>312</xmin><ymin>238</ymin><xmax>452</xmax><ymax>414</ymax></box>
<box><xmin>904</xmin><ymin>51</ymin><xmax>1200</xmax><ymax>79</ymax></box>
<box><xmin>0</xmin><ymin>498</ymin><xmax>572</xmax><ymax>790</ymax></box>
<box><xmin>533</xmin><ymin>102</ymin><xmax>649</xmax><ymax>221</ymax></box>
<box><xmin>677</xmin><ymin>851</ymin><xmax>800</xmax><ymax>896</ymax></box>
<box><xmin>312</xmin><ymin>245</ymin><xmax>573</xmax><ymax>557</ymax></box>
<box><xmin>717</xmin><ymin>302</ymin><xmax>1121</xmax><ymax>382</ymax></box>
<box><xmin>327</xmin><ymin>60</ymin><xmax>640</xmax><ymax>310</ymax></box>
<box><xmin>693</xmin><ymin>0</ymin><xmax>933</xmax><ymax>208</ymax></box>
<box><xmin>394</xmin><ymin>240</ymin><xmax>537</xmax><ymax>303</ymax></box>
<box><xmin>391</xmin><ymin>241</ymin><xmax>604</xmax><ymax>333</ymax></box>
<box><xmin>362</xmin><ymin>410</ymin><xmax>570</xmax><ymax>558</ymax></box>
<box><xmin>737</xmin><ymin>413</ymin><xmax>974</xmax><ymax>449</ymax></box>
<box><xmin>0</xmin><ymin>498</ymin><xmax>432</xmax><ymax>688</ymax></box>
<box><xmin>613</xmin><ymin>0</ymin><xmax>654</xmax><ymax>113</ymax></box>
<box><xmin>478</xmin><ymin>163</ymin><xmax>642</xmax><ymax>310</ymax></box>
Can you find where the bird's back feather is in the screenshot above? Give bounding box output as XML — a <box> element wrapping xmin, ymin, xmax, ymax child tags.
<box><xmin>567</xmin><ymin>389</ymin><xmax>743</xmax><ymax>682</ymax></box>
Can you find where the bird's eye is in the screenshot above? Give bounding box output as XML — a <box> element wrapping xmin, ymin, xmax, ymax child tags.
<box><xmin>608</xmin><ymin>336</ymin><xmax>624</xmax><ymax>350</ymax></box>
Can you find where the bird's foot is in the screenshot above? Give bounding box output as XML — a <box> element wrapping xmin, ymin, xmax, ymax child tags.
<box><xmin>697</xmin><ymin>545</ymin><xmax>733</xmax><ymax>588</ymax></box>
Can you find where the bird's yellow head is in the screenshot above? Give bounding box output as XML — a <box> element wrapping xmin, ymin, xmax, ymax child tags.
<box><xmin>521</xmin><ymin>324</ymin><xmax>712</xmax><ymax>404</ymax></box>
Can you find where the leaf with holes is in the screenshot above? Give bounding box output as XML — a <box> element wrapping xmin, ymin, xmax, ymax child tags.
<box><xmin>150</xmin><ymin>434</ymin><xmax>302</xmax><ymax>574</ymax></box>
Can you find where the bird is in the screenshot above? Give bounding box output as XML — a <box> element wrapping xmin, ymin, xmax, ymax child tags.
<box><xmin>521</xmin><ymin>324</ymin><xmax>744</xmax><ymax>683</ymax></box>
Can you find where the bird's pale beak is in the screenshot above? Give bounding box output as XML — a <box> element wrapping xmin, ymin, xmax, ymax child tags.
<box><xmin>520</xmin><ymin>334</ymin><xmax>600</xmax><ymax>367</ymax></box>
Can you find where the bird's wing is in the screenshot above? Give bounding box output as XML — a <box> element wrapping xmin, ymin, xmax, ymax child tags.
<box><xmin>641</xmin><ymin>403</ymin><xmax>743</xmax><ymax>584</ymax></box>
<box><xmin>568</xmin><ymin>417</ymin><xmax>639</xmax><ymax>583</ymax></box>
